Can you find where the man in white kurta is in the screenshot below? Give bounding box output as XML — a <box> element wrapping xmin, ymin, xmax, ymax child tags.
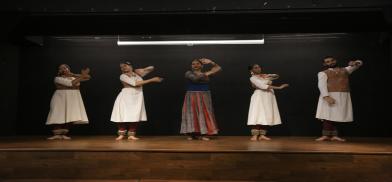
<box><xmin>316</xmin><ymin>57</ymin><xmax>363</xmax><ymax>141</ymax></box>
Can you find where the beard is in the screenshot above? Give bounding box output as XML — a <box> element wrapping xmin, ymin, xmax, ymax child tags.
<box><xmin>327</xmin><ymin>63</ymin><xmax>339</xmax><ymax>68</ymax></box>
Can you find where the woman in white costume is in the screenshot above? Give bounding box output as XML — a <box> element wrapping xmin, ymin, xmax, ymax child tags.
<box><xmin>46</xmin><ymin>64</ymin><xmax>91</xmax><ymax>140</ymax></box>
<box><xmin>111</xmin><ymin>61</ymin><xmax>163</xmax><ymax>140</ymax></box>
<box><xmin>247</xmin><ymin>64</ymin><xmax>289</xmax><ymax>141</ymax></box>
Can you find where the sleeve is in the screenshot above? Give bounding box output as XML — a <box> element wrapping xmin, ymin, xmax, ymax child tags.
<box><xmin>54</xmin><ymin>77</ymin><xmax>73</xmax><ymax>87</ymax></box>
<box><xmin>266</xmin><ymin>74</ymin><xmax>279</xmax><ymax>80</ymax></box>
<box><xmin>120</xmin><ymin>74</ymin><xmax>136</xmax><ymax>86</ymax></box>
<box><xmin>345</xmin><ymin>60</ymin><xmax>363</xmax><ymax>74</ymax></box>
<box><xmin>134</xmin><ymin>66</ymin><xmax>154</xmax><ymax>77</ymax></box>
<box><xmin>317</xmin><ymin>72</ymin><xmax>329</xmax><ymax>97</ymax></box>
<box><xmin>250</xmin><ymin>77</ymin><xmax>269</xmax><ymax>90</ymax></box>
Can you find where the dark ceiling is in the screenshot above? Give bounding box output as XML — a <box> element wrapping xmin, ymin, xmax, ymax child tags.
<box><xmin>0</xmin><ymin>0</ymin><xmax>391</xmax><ymax>40</ymax></box>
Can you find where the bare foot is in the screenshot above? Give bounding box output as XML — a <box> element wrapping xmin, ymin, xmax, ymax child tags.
<box><xmin>47</xmin><ymin>135</ymin><xmax>62</xmax><ymax>140</ymax></box>
<box><xmin>200</xmin><ymin>136</ymin><xmax>210</xmax><ymax>141</ymax></box>
<box><xmin>315</xmin><ymin>136</ymin><xmax>330</xmax><ymax>141</ymax></box>
<box><xmin>331</xmin><ymin>136</ymin><xmax>346</xmax><ymax>142</ymax></box>
<box><xmin>258</xmin><ymin>135</ymin><xmax>271</xmax><ymax>141</ymax></box>
<box><xmin>115</xmin><ymin>135</ymin><xmax>125</xmax><ymax>141</ymax></box>
<box><xmin>187</xmin><ymin>137</ymin><xmax>194</xmax><ymax>140</ymax></box>
<box><xmin>128</xmin><ymin>136</ymin><xmax>140</xmax><ymax>140</ymax></box>
<box><xmin>250</xmin><ymin>135</ymin><xmax>258</xmax><ymax>141</ymax></box>
<box><xmin>62</xmin><ymin>135</ymin><xmax>71</xmax><ymax>140</ymax></box>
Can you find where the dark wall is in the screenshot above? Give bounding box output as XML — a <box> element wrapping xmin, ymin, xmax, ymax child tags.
<box><xmin>0</xmin><ymin>44</ymin><xmax>19</xmax><ymax>136</ymax></box>
<box><xmin>16</xmin><ymin>33</ymin><xmax>391</xmax><ymax>136</ymax></box>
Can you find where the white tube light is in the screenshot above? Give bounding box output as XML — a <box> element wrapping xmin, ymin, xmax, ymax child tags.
<box><xmin>117</xmin><ymin>39</ymin><xmax>264</xmax><ymax>46</ymax></box>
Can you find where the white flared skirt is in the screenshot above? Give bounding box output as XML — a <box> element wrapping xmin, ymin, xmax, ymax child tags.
<box><xmin>111</xmin><ymin>88</ymin><xmax>147</xmax><ymax>123</ymax></box>
<box><xmin>247</xmin><ymin>90</ymin><xmax>282</xmax><ymax>126</ymax></box>
<box><xmin>46</xmin><ymin>90</ymin><xmax>89</xmax><ymax>125</ymax></box>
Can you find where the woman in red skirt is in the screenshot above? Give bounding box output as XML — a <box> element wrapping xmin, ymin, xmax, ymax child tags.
<box><xmin>180</xmin><ymin>58</ymin><xmax>221</xmax><ymax>140</ymax></box>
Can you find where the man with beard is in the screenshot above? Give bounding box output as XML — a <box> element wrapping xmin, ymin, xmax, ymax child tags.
<box><xmin>315</xmin><ymin>56</ymin><xmax>363</xmax><ymax>142</ymax></box>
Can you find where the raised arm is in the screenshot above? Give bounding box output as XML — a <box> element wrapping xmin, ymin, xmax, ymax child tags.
<box><xmin>54</xmin><ymin>68</ymin><xmax>90</xmax><ymax>88</ymax></box>
<box><xmin>200</xmin><ymin>58</ymin><xmax>222</xmax><ymax>76</ymax></box>
<box><xmin>206</xmin><ymin>63</ymin><xmax>222</xmax><ymax>76</ymax></box>
<box><xmin>69</xmin><ymin>68</ymin><xmax>91</xmax><ymax>82</ymax></box>
<box><xmin>134</xmin><ymin>77</ymin><xmax>163</xmax><ymax>86</ymax></box>
<box><xmin>135</xmin><ymin>66</ymin><xmax>154</xmax><ymax>77</ymax></box>
<box><xmin>345</xmin><ymin>60</ymin><xmax>363</xmax><ymax>74</ymax></box>
<box><xmin>120</xmin><ymin>74</ymin><xmax>163</xmax><ymax>87</ymax></box>
<box><xmin>250</xmin><ymin>76</ymin><xmax>288</xmax><ymax>90</ymax></box>
<box><xmin>266</xmin><ymin>74</ymin><xmax>280</xmax><ymax>80</ymax></box>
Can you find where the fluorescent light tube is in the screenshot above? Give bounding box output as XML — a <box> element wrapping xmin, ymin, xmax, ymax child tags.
<box><xmin>117</xmin><ymin>39</ymin><xmax>264</xmax><ymax>46</ymax></box>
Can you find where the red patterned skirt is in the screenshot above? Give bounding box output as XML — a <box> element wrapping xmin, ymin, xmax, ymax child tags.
<box><xmin>180</xmin><ymin>91</ymin><xmax>219</xmax><ymax>135</ymax></box>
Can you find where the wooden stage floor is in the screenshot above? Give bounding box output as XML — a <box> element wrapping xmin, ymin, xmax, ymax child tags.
<box><xmin>1</xmin><ymin>136</ymin><xmax>392</xmax><ymax>182</ymax></box>
<box><xmin>0</xmin><ymin>136</ymin><xmax>391</xmax><ymax>154</ymax></box>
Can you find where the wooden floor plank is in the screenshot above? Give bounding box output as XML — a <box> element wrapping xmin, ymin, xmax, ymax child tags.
<box><xmin>0</xmin><ymin>136</ymin><xmax>391</xmax><ymax>154</ymax></box>
<box><xmin>0</xmin><ymin>136</ymin><xmax>391</xmax><ymax>181</ymax></box>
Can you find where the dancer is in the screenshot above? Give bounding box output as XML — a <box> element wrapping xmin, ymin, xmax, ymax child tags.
<box><xmin>46</xmin><ymin>64</ymin><xmax>91</xmax><ymax>140</ymax></box>
<box><xmin>247</xmin><ymin>64</ymin><xmax>289</xmax><ymax>141</ymax></box>
<box><xmin>315</xmin><ymin>57</ymin><xmax>363</xmax><ymax>142</ymax></box>
<box><xmin>111</xmin><ymin>61</ymin><xmax>163</xmax><ymax>140</ymax></box>
<box><xmin>180</xmin><ymin>58</ymin><xmax>221</xmax><ymax>140</ymax></box>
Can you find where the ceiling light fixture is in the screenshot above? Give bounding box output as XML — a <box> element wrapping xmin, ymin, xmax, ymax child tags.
<box><xmin>117</xmin><ymin>35</ymin><xmax>264</xmax><ymax>46</ymax></box>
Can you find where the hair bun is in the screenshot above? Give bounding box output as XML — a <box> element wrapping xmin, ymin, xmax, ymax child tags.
<box><xmin>122</xmin><ymin>61</ymin><xmax>132</xmax><ymax>65</ymax></box>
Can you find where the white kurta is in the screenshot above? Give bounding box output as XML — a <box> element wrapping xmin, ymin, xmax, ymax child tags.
<box><xmin>316</xmin><ymin>64</ymin><xmax>361</xmax><ymax>122</ymax></box>
<box><xmin>247</xmin><ymin>75</ymin><xmax>282</xmax><ymax>126</ymax></box>
<box><xmin>110</xmin><ymin>74</ymin><xmax>147</xmax><ymax>123</ymax></box>
<box><xmin>46</xmin><ymin>77</ymin><xmax>89</xmax><ymax>125</ymax></box>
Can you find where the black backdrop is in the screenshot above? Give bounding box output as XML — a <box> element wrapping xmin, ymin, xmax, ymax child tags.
<box><xmin>16</xmin><ymin>33</ymin><xmax>391</xmax><ymax>136</ymax></box>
